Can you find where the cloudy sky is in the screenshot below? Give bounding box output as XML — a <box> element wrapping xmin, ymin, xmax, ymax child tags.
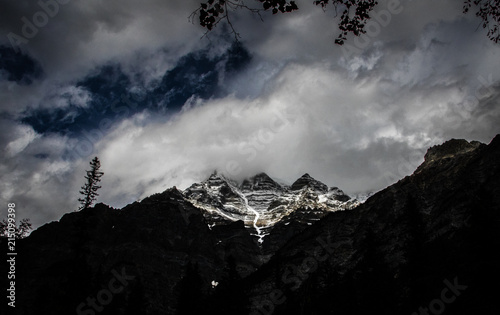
<box><xmin>1</xmin><ymin>0</ymin><xmax>499</xmax><ymax>228</ymax></box>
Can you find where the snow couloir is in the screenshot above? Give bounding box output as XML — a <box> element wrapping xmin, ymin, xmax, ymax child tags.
<box><xmin>183</xmin><ymin>172</ymin><xmax>360</xmax><ymax>245</ymax></box>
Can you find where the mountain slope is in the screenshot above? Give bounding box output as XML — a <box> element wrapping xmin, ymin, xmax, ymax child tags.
<box><xmin>1</xmin><ymin>135</ymin><xmax>499</xmax><ymax>315</ymax></box>
<box><xmin>245</xmin><ymin>136</ymin><xmax>500</xmax><ymax>315</ymax></box>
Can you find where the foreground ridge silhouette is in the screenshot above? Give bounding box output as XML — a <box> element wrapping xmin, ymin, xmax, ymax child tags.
<box><xmin>2</xmin><ymin>135</ymin><xmax>499</xmax><ymax>315</ymax></box>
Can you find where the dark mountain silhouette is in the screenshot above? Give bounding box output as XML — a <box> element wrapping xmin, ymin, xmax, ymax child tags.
<box><xmin>2</xmin><ymin>135</ymin><xmax>499</xmax><ymax>315</ymax></box>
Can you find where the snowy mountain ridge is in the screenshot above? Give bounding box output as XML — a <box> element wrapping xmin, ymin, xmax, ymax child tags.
<box><xmin>183</xmin><ymin>172</ymin><xmax>360</xmax><ymax>242</ymax></box>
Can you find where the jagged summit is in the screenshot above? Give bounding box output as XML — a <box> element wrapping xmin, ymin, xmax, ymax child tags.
<box><xmin>241</xmin><ymin>172</ymin><xmax>282</xmax><ymax>192</ymax></box>
<box><xmin>291</xmin><ymin>173</ymin><xmax>328</xmax><ymax>193</ymax></box>
<box><xmin>424</xmin><ymin>138</ymin><xmax>484</xmax><ymax>162</ymax></box>
<box><xmin>415</xmin><ymin>138</ymin><xmax>485</xmax><ymax>175</ymax></box>
<box><xmin>182</xmin><ymin>172</ymin><xmax>357</xmax><ymax>245</ymax></box>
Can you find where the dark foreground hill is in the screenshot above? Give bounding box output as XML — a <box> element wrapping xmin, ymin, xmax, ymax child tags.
<box><xmin>1</xmin><ymin>135</ymin><xmax>499</xmax><ymax>315</ymax></box>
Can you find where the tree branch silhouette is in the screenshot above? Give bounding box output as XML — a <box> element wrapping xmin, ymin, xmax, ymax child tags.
<box><xmin>190</xmin><ymin>0</ymin><xmax>500</xmax><ymax>45</ymax></box>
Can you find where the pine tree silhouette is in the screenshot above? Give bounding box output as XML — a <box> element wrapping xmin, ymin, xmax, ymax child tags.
<box><xmin>78</xmin><ymin>156</ymin><xmax>104</xmax><ymax>210</ymax></box>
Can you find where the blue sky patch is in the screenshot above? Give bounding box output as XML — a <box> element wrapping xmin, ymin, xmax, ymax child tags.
<box><xmin>20</xmin><ymin>42</ymin><xmax>252</xmax><ymax>137</ymax></box>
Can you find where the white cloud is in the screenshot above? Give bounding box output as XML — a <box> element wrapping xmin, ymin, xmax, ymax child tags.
<box><xmin>5</xmin><ymin>124</ymin><xmax>38</xmax><ymax>157</ymax></box>
<box><xmin>91</xmin><ymin>59</ymin><xmax>499</xmax><ymax>209</ymax></box>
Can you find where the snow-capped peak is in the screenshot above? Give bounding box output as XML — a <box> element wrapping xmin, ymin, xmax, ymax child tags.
<box><xmin>291</xmin><ymin>173</ymin><xmax>328</xmax><ymax>193</ymax></box>
<box><xmin>183</xmin><ymin>172</ymin><xmax>359</xmax><ymax>244</ymax></box>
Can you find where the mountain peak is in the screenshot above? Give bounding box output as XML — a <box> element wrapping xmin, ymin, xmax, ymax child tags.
<box><xmin>241</xmin><ymin>172</ymin><xmax>282</xmax><ymax>191</ymax></box>
<box><xmin>250</xmin><ymin>172</ymin><xmax>274</xmax><ymax>183</ymax></box>
<box><xmin>424</xmin><ymin>138</ymin><xmax>483</xmax><ymax>162</ymax></box>
<box><xmin>183</xmin><ymin>171</ymin><xmax>357</xmax><ymax>244</ymax></box>
<box><xmin>207</xmin><ymin>170</ymin><xmax>223</xmax><ymax>180</ymax></box>
<box><xmin>291</xmin><ymin>173</ymin><xmax>328</xmax><ymax>193</ymax></box>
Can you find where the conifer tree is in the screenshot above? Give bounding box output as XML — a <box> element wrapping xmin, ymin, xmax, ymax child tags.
<box><xmin>78</xmin><ymin>156</ymin><xmax>104</xmax><ymax>210</ymax></box>
<box><xmin>0</xmin><ymin>218</ymin><xmax>32</xmax><ymax>238</ymax></box>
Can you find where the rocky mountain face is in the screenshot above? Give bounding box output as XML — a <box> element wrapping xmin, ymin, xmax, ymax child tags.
<box><xmin>2</xmin><ymin>135</ymin><xmax>500</xmax><ymax>315</ymax></box>
<box><xmin>245</xmin><ymin>136</ymin><xmax>500</xmax><ymax>315</ymax></box>
<box><xmin>183</xmin><ymin>171</ymin><xmax>357</xmax><ymax>250</ymax></box>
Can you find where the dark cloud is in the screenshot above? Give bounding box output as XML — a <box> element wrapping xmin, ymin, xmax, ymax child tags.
<box><xmin>0</xmin><ymin>46</ymin><xmax>43</xmax><ymax>84</ymax></box>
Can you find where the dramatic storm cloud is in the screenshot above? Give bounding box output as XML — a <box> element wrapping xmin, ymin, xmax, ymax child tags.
<box><xmin>1</xmin><ymin>0</ymin><xmax>499</xmax><ymax>228</ymax></box>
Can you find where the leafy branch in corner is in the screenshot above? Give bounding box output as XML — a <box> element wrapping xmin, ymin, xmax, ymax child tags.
<box><xmin>191</xmin><ymin>0</ymin><xmax>500</xmax><ymax>45</ymax></box>
<box><xmin>189</xmin><ymin>0</ymin><xmax>298</xmax><ymax>40</ymax></box>
<box><xmin>314</xmin><ymin>0</ymin><xmax>378</xmax><ymax>45</ymax></box>
<box><xmin>0</xmin><ymin>218</ymin><xmax>32</xmax><ymax>239</ymax></box>
<box><xmin>463</xmin><ymin>0</ymin><xmax>500</xmax><ymax>43</ymax></box>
